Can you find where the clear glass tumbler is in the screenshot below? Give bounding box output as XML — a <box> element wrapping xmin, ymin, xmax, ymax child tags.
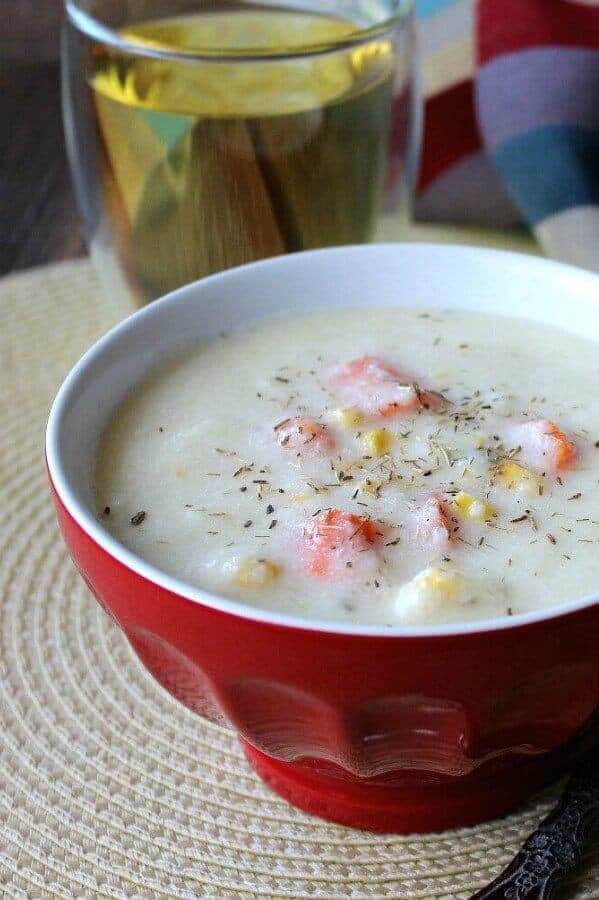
<box><xmin>63</xmin><ymin>0</ymin><xmax>416</xmax><ymax>308</ymax></box>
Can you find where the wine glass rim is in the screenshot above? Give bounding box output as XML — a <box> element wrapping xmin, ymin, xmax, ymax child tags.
<box><xmin>64</xmin><ymin>0</ymin><xmax>411</xmax><ymax>62</ymax></box>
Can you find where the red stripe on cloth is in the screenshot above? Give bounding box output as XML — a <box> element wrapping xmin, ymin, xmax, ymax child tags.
<box><xmin>417</xmin><ymin>80</ymin><xmax>482</xmax><ymax>192</ymax></box>
<box><xmin>478</xmin><ymin>0</ymin><xmax>599</xmax><ymax>64</ymax></box>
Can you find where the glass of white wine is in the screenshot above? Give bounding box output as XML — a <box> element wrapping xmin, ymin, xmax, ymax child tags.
<box><xmin>63</xmin><ymin>0</ymin><xmax>415</xmax><ymax>307</ymax></box>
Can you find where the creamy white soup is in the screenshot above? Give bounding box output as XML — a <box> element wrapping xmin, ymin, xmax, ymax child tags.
<box><xmin>95</xmin><ymin>308</ymin><xmax>599</xmax><ymax>626</ymax></box>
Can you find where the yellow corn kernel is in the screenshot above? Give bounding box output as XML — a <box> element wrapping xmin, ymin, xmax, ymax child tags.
<box><xmin>333</xmin><ymin>406</ymin><xmax>362</xmax><ymax>428</ymax></box>
<box><xmin>235</xmin><ymin>558</ymin><xmax>280</xmax><ymax>589</ymax></box>
<box><xmin>494</xmin><ymin>461</ymin><xmax>541</xmax><ymax>496</ymax></box>
<box><xmin>453</xmin><ymin>491</ymin><xmax>496</xmax><ymax>522</ymax></box>
<box><xmin>417</xmin><ymin>567</ymin><xmax>460</xmax><ymax>601</ymax></box>
<box><xmin>362</xmin><ymin>429</ymin><xmax>392</xmax><ymax>458</ymax></box>
<box><xmin>175</xmin><ymin>466</ymin><xmax>186</xmax><ymax>479</ymax></box>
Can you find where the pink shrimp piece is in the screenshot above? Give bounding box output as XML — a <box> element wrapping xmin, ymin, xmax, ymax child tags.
<box><xmin>274</xmin><ymin>416</ymin><xmax>334</xmax><ymax>456</ymax></box>
<box><xmin>406</xmin><ymin>497</ymin><xmax>452</xmax><ymax>554</ymax></box>
<box><xmin>332</xmin><ymin>355</ymin><xmax>445</xmax><ymax>419</ymax></box>
<box><xmin>335</xmin><ymin>356</ymin><xmax>404</xmax><ymax>384</ymax></box>
<box><xmin>504</xmin><ymin>419</ymin><xmax>576</xmax><ymax>475</ymax></box>
<box><xmin>303</xmin><ymin>509</ymin><xmax>382</xmax><ymax>578</ymax></box>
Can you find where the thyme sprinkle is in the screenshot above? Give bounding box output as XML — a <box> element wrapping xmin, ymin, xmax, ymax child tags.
<box><xmin>130</xmin><ymin>511</ymin><xmax>146</xmax><ymax>526</ymax></box>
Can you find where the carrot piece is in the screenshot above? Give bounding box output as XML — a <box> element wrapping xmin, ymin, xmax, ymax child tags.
<box><xmin>274</xmin><ymin>416</ymin><xmax>334</xmax><ymax>456</ymax></box>
<box><xmin>333</xmin><ymin>356</ymin><xmax>446</xmax><ymax>419</ymax></box>
<box><xmin>303</xmin><ymin>509</ymin><xmax>380</xmax><ymax>577</ymax></box>
<box><xmin>505</xmin><ymin>419</ymin><xmax>576</xmax><ymax>474</ymax></box>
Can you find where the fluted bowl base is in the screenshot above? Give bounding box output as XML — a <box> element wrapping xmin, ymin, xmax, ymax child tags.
<box><xmin>241</xmin><ymin>740</ymin><xmax>570</xmax><ymax>833</ymax></box>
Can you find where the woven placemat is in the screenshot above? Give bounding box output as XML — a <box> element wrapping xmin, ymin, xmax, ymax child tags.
<box><xmin>0</xmin><ymin>259</ymin><xmax>597</xmax><ymax>899</ymax></box>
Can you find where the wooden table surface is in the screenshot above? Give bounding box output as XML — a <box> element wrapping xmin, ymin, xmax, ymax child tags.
<box><xmin>1</xmin><ymin>0</ymin><xmax>86</xmax><ymax>277</ymax></box>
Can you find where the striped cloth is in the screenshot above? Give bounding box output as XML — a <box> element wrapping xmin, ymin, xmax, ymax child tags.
<box><xmin>413</xmin><ymin>0</ymin><xmax>599</xmax><ymax>270</ymax></box>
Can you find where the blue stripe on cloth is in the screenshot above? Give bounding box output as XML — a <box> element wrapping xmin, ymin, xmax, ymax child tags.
<box><xmin>492</xmin><ymin>125</ymin><xmax>599</xmax><ymax>225</ymax></box>
<box><xmin>415</xmin><ymin>0</ymin><xmax>460</xmax><ymax>19</ymax></box>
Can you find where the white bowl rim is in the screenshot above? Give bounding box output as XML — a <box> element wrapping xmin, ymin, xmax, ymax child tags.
<box><xmin>46</xmin><ymin>243</ymin><xmax>599</xmax><ymax>638</ymax></box>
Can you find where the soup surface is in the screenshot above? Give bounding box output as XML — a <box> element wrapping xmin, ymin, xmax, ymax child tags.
<box><xmin>95</xmin><ymin>308</ymin><xmax>599</xmax><ymax>626</ymax></box>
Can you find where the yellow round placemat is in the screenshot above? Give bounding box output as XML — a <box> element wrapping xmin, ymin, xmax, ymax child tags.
<box><xmin>0</xmin><ymin>259</ymin><xmax>597</xmax><ymax>899</ymax></box>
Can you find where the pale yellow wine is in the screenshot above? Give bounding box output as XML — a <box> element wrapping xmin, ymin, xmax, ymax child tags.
<box><xmin>87</xmin><ymin>6</ymin><xmax>397</xmax><ymax>301</ymax></box>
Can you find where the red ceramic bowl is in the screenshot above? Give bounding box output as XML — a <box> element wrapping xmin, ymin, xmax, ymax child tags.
<box><xmin>46</xmin><ymin>245</ymin><xmax>599</xmax><ymax>833</ymax></box>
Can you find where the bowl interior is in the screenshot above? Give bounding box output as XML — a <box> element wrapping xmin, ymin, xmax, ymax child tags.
<box><xmin>47</xmin><ymin>244</ymin><xmax>599</xmax><ymax>635</ymax></box>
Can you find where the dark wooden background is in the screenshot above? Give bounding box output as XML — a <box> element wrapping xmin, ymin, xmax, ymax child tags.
<box><xmin>1</xmin><ymin>0</ymin><xmax>86</xmax><ymax>275</ymax></box>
